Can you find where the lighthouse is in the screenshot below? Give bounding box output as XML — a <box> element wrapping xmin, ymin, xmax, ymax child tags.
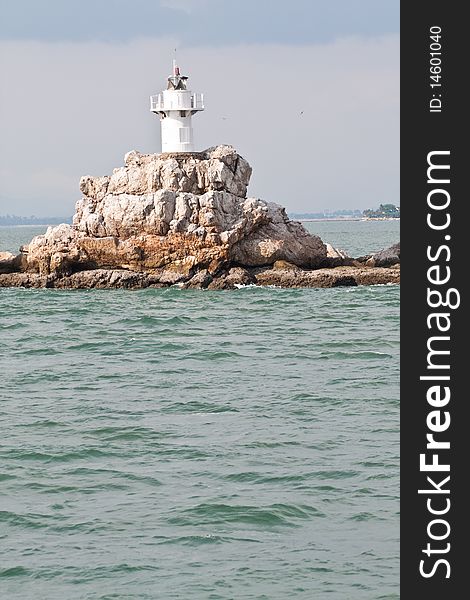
<box><xmin>150</xmin><ymin>61</ymin><xmax>204</xmax><ymax>153</ymax></box>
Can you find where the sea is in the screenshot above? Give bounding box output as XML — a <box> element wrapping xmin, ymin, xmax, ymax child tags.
<box><xmin>0</xmin><ymin>219</ymin><xmax>399</xmax><ymax>600</ymax></box>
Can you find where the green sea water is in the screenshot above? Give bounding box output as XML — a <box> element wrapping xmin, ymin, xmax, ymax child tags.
<box><xmin>0</xmin><ymin>222</ymin><xmax>399</xmax><ymax>599</ymax></box>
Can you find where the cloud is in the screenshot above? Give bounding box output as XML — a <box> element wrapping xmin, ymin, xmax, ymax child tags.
<box><xmin>0</xmin><ymin>35</ymin><xmax>399</xmax><ymax>215</ymax></box>
<box><xmin>159</xmin><ymin>0</ymin><xmax>211</xmax><ymax>14</ymax></box>
<box><xmin>0</xmin><ymin>1</ymin><xmax>399</xmax><ymax>45</ymax></box>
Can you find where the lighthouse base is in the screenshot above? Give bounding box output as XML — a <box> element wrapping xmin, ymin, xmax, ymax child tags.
<box><xmin>161</xmin><ymin>114</ymin><xmax>195</xmax><ymax>153</ymax></box>
<box><xmin>158</xmin><ymin>151</ymin><xmax>206</xmax><ymax>160</ymax></box>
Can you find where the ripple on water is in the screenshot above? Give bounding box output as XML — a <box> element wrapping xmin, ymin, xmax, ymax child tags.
<box><xmin>167</xmin><ymin>503</ymin><xmax>325</xmax><ymax>528</ymax></box>
<box><xmin>0</xmin><ymin>261</ymin><xmax>399</xmax><ymax>599</ymax></box>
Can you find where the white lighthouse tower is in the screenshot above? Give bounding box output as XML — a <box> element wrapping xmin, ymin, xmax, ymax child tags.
<box><xmin>150</xmin><ymin>61</ymin><xmax>204</xmax><ymax>153</ymax></box>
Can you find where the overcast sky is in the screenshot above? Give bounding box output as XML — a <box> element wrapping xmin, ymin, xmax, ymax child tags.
<box><xmin>0</xmin><ymin>0</ymin><xmax>399</xmax><ymax>216</ymax></box>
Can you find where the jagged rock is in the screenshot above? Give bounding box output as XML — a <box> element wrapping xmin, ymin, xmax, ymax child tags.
<box><xmin>272</xmin><ymin>260</ymin><xmax>301</xmax><ymax>271</ymax></box>
<box><xmin>17</xmin><ymin>146</ymin><xmax>326</xmax><ymax>277</ymax></box>
<box><xmin>0</xmin><ymin>264</ymin><xmax>400</xmax><ymax>289</ymax></box>
<box><xmin>54</xmin><ymin>269</ymin><xmax>150</xmax><ymax>289</ymax></box>
<box><xmin>326</xmin><ymin>243</ymin><xmax>349</xmax><ymax>259</ymax></box>
<box><xmin>230</xmin><ymin>209</ymin><xmax>324</xmax><ymax>267</ymax></box>
<box><xmin>369</xmin><ymin>242</ymin><xmax>400</xmax><ymax>266</ymax></box>
<box><xmin>254</xmin><ymin>265</ymin><xmax>400</xmax><ymax>288</ymax></box>
<box><xmin>207</xmin><ymin>267</ymin><xmax>256</xmax><ymax>290</ymax></box>
<box><xmin>0</xmin><ymin>251</ymin><xmax>16</xmax><ymax>263</ymax></box>
<box><xmin>0</xmin><ymin>145</ymin><xmax>401</xmax><ymax>289</ymax></box>
<box><xmin>359</xmin><ymin>242</ymin><xmax>400</xmax><ymax>267</ymax></box>
<box><xmin>0</xmin><ymin>272</ymin><xmax>52</xmax><ymax>288</ymax></box>
<box><xmin>0</xmin><ymin>252</ymin><xmax>24</xmax><ymax>273</ymax></box>
<box><xmin>183</xmin><ymin>269</ymin><xmax>213</xmax><ymax>289</ymax></box>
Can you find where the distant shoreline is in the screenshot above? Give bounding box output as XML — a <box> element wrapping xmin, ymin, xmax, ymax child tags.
<box><xmin>0</xmin><ymin>224</ymin><xmax>59</xmax><ymax>228</ymax></box>
<box><xmin>1</xmin><ymin>217</ymin><xmax>401</xmax><ymax>227</ymax></box>
<box><xmin>299</xmin><ymin>217</ymin><xmax>400</xmax><ymax>222</ymax></box>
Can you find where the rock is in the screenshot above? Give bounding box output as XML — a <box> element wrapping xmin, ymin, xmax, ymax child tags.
<box><xmin>0</xmin><ymin>264</ymin><xmax>400</xmax><ymax>289</ymax></box>
<box><xmin>16</xmin><ymin>146</ymin><xmax>326</xmax><ymax>277</ymax></box>
<box><xmin>0</xmin><ymin>272</ymin><xmax>52</xmax><ymax>288</ymax></box>
<box><xmin>0</xmin><ymin>144</ymin><xmax>401</xmax><ymax>290</ymax></box>
<box><xmin>332</xmin><ymin>275</ymin><xmax>358</xmax><ymax>287</ymax></box>
<box><xmin>0</xmin><ymin>251</ymin><xmax>16</xmax><ymax>263</ymax></box>
<box><xmin>272</xmin><ymin>260</ymin><xmax>301</xmax><ymax>271</ymax></box>
<box><xmin>54</xmin><ymin>269</ymin><xmax>150</xmax><ymax>289</ymax></box>
<box><xmin>371</xmin><ymin>242</ymin><xmax>400</xmax><ymax>266</ymax></box>
<box><xmin>254</xmin><ymin>265</ymin><xmax>400</xmax><ymax>288</ymax></box>
<box><xmin>360</xmin><ymin>242</ymin><xmax>400</xmax><ymax>267</ymax></box>
<box><xmin>230</xmin><ymin>207</ymin><xmax>325</xmax><ymax>267</ymax></box>
<box><xmin>207</xmin><ymin>267</ymin><xmax>256</xmax><ymax>290</ymax></box>
<box><xmin>318</xmin><ymin>245</ymin><xmax>358</xmax><ymax>268</ymax></box>
<box><xmin>183</xmin><ymin>269</ymin><xmax>213</xmax><ymax>289</ymax></box>
<box><xmin>157</xmin><ymin>269</ymin><xmax>190</xmax><ymax>286</ymax></box>
<box><xmin>326</xmin><ymin>243</ymin><xmax>349</xmax><ymax>259</ymax></box>
<box><xmin>0</xmin><ymin>252</ymin><xmax>25</xmax><ymax>273</ymax></box>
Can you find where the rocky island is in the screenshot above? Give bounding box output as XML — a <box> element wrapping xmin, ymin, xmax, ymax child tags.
<box><xmin>0</xmin><ymin>146</ymin><xmax>399</xmax><ymax>289</ymax></box>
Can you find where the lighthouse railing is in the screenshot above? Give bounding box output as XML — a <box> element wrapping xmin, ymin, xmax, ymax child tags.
<box><xmin>191</xmin><ymin>93</ymin><xmax>204</xmax><ymax>110</ymax></box>
<box><xmin>151</xmin><ymin>92</ymin><xmax>204</xmax><ymax>111</ymax></box>
<box><xmin>150</xmin><ymin>94</ymin><xmax>164</xmax><ymax>111</ymax></box>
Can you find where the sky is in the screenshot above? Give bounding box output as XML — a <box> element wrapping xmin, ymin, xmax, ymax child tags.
<box><xmin>0</xmin><ymin>0</ymin><xmax>399</xmax><ymax>216</ymax></box>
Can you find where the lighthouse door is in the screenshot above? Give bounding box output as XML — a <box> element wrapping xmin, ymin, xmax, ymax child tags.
<box><xmin>179</xmin><ymin>127</ymin><xmax>193</xmax><ymax>145</ymax></box>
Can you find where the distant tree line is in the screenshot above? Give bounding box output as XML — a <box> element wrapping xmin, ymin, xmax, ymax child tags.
<box><xmin>362</xmin><ymin>204</ymin><xmax>400</xmax><ymax>218</ymax></box>
<box><xmin>0</xmin><ymin>215</ymin><xmax>72</xmax><ymax>226</ymax></box>
<box><xmin>289</xmin><ymin>209</ymin><xmax>363</xmax><ymax>220</ymax></box>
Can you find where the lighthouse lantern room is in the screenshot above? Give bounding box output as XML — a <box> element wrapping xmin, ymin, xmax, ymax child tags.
<box><xmin>150</xmin><ymin>61</ymin><xmax>204</xmax><ymax>153</ymax></box>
